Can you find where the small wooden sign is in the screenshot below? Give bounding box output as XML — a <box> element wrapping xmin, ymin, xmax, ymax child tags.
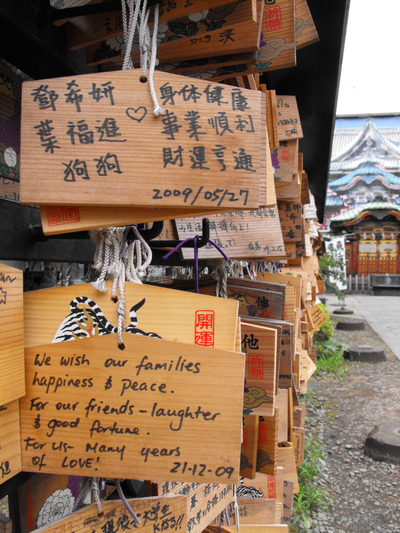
<box><xmin>40</xmin><ymin>205</ymin><xmax>231</xmax><ymax>235</ymax></box>
<box><xmin>65</xmin><ymin>0</ymin><xmax>234</xmax><ymax>49</ymax></box>
<box><xmin>30</xmin><ymin>495</ymin><xmax>187</xmax><ymax>533</ymax></box>
<box><xmin>295</xmin><ymin>0</ymin><xmax>319</xmax><ymax>50</ymax></box>
<box><xmin>255</xmin><ymin>273</ymin><xmax>301</xmax><ymax>310</ymax></box>
<box><xmin>254</xmin><ymin>0</ymin><xmax>295</xmax><ymax>72</ymax></box>
<box><xmin>242</xmin><ymin>468</ymin><xmax>284</xmax><ymax>503</ymax></box>
<box><xmin>275</xmin><ymin>173</ymin><xmax>299</xmax><ymax>201</ymax></box>
<box><xmin>241</xmin><ymin>414</ymin><xmax>259</xmax><ymax>479</ymax></box>
<box><xmin>281</xmin><ymin>479</ymin><xmax>294</xmax><ymax>524</ymax></box>
<box><xmin>0</xmin><ymin>400</ymin><xmax>21</xmax><ymax>485</ymax></box>
<box><xmin>21</xmin><ymin>70</ymin><xmax>264</xmax><ymax>209</ymax></box>
<box><xmin>23</xmin><ymin>281</ymin><xmax>239</xmax><ymax>352</ymax></box>
<box><xmin>241</xmin><ymin>323</ymin><xmax>276</xmax><ymax>417</ymax></box>
<box><xmin>292</xmin><ymin>403</ymin><xmax>305</xmax><ymax>428</ymax></box>
<box><xmin>276</xmin><ymin>447</ymin><xmax>298</xmax><ymax>493</ymax></box>
<box><xmin>10</xmin><ymin>473</ymin><xmax>71</xmax><ymax>533</ymax></box>
<box><xmin>229</xmin><ymin>278</ymin><xmax>286</xmax><ymax>320</ymax></box>
<box><xmin>309</xmin><ymin>304</ymin><xmax>329</xmax><ymax>333</ymax></box>
<box><xmin>86</xmin><ymin>0</ymin><xmax>259</xmax><ymax>66</ymax></box>
<box><xmin>278</xmin><ymin>200</ymin><xmax>303</xmax><ymax>243</ymax></box>
<box><xmin>228</xmin><ymin>285</ymin><xmax>284</xmax><ymax>322</ymax></box>
<box><xmin>20</xmin><ymin>334</ymin><xmax>244</xmax><ymax>482</ymax></box>
<box><xmin>235</xmin><ymin>498</ymin><xmax>280</xmax><ymax>525</ymax></box>
<box><xmin>275</xmin><ymin>389</ymin><xmax>288</xmax><ymax>444</ymax></box>
<box><xmin>0</xmin><ymin>263</ymin><xmax>24</xmax><ymax>405</ymax></box>
<box><xmin>276</xmin><ymin>96</ymin><xmax>303</xmax><ymax>141</ymax></box>
<box><xmin>152</xmin><ymin>480</ymin><xmax>232</xmax><ymax>533</ymax></box>
<box><xmin>256</xmin><ymin>411</ymin><xmax>278</xmax><ymax>476</ymax></box>
<box><xmin>272</xmin><ymin>140</ymin><xmax>298</xmax><ymax>183</ymax></box>
<box><xmin>175</xmin><ymin>208</ymin><xmax>285</xmax><ymax>260</ymax></box>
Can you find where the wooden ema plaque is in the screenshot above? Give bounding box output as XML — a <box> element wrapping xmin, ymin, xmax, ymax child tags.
<box><xmin>255</xmin><ymin>273</ymin><xmax>301</xmax><ymax>309</ymax></box>
<box><xmin>238</xmin><ymin>317</ymin><xmax>280</xmax><ymax>396</ymax></box>
<box><xmin>275</xmin><ymin>389</ymin><xmax>288</xmax><ymax>443</ymax></box>
<box><xmin>275</xmin><ymin>173</ymin><xmax>299</xmax><ymax>201</ymax></box>
<box><xmin>155</xmin><ymin>53</ymin><xmax>257</xmax><ymax>77</ymax></box>
<box><xmin>241</xmin><ymin>323</ymin><xmax>276</xmax><ymax>417</ymax></box>
<box><xmin>229</xmin><ymin>278</ymin><xmax>286</xmax><ymax>319</ymax></box>
<box><xmin>242</xmin><ymin>468</ymin><xmax>284</xmax><ymax>503</ymax></box>
<box><xmin>256</xmin><ymin>411</ymin><xmax>278</xmax><ymax>476</ymax></box>
<box><xmin>21</xmin><ymin>334</ymin><xmax>244</xmax><ymax>482</ymax></box>
<box><xmin>255</xmin><ymin>0</ymin><xmax>295</xmax><ymax>72</ymax></box>
<box><xmin>11</xmin><ymin>473</ymin><xmax>72</xmax><ymax>533</ymax></box>
<box><xmin>309</xmin><ymin>304</ymin><xmax>329</xmax><ymax>334</ymax></box>
<box><xmin>23</xmin><ymin>281</ymin><xmax>238</xmax><ymax>352</ymax></box>
<box><xmin>276</xmin><ymin>96</ymin><xmax>303</xmax><ymax>141</ymax></box>
<box><xmin>276</xmin><ymin>447</ymin><xmax>298</xmax><ymax>493</ymax></box>
<box><xmin>30</xmin><ymin>495</ymin><xmax>187</xmax><ymax>533</ymax></box>
<box><xmin>64</xmin><ymin>0</ymin><xmax>235</xmax><ymax>50</ymax></box>
<box><xmin>21</xmin><ymin>70</ymin><xmax>264</xmax><ymax>209</ymax></box>
<box><xmin>40</xmin><ymin>205</ymin><xmax>232</xmax><ymax>235</ymax></box>
<box><xmin>0</xmin><ymin>400</ymin><xmax>21</xmax><ymax>484</ymax></box>
<box><xmin>278</xmin><ymin>200</ymin><xmax>302</xmax><ymax>243</ymax></box>
<box><xmin>151</xmin><ymin>481</ymin><xmax>233</xmax><ymax>533</ymax></box>
<box><xmin>175</xmin><ymin>209</ymin><xmax>285</xmax><ymax>260</ymax></box>
<box><xmin>233</xmin><ymin>498</ymin><xmax>281</xmax><ymax>525</ymax></box>
<box><xmin>227</xmin><ymin>285</ymin><xmax>283</xmax><ymax>322</ymax></box>
<box><xmin>272</xmin><ymin>140</ymin><xmax>298</xmax><ymax>183</ymax></box>
<box><xmin>240</xmin><ymin>414</ymin><xmax>259</xmax><ymax>479</ymax></box>
<box><xmin>295</xmin><ymin>0</ymin><xmax>319</xmax><ymax>50</ymax></box>
<box><xmin>281</xmin><ymin>479</ymin><xmax>294</xmax><ymax>524</ymax></box>
<box><xmin>0</xmin><ymin>264</ymin><xmax>25</xmax><ymax>405</ymax></box>
<box><xmin>245</xmin><ymin>318</ymin><xmax>293</xmax><ymax>391</ymax></box>
<box><xmin>85</xmin><ymin>0</ymin><xmax>259</xmax><ymax>67</ymax></box>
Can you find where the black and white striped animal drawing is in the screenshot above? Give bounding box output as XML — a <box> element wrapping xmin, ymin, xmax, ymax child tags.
<box><xmin>52</xmin><ymin>296</ymin><xmax>160</xmax><ymax>343</ymax></box>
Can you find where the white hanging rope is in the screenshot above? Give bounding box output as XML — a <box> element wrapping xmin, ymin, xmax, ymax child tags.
<box><xmin>148</xmin><ymin>3</ymin><xmax>164</xmax><ymax>115</ymax></box>
<box><xmin>90</xmin><ymin>226</ymin><xmax>152</xmax><ymax>348</ymax></box>
<box><xmin>121</xmin><ymin>0</ymin><xmax>164</xmax><ymax>115</ymax></box>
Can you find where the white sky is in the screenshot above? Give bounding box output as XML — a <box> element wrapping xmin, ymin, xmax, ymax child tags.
<box><xmin>336</xmin><ymin>0</ymin><xmax>400</xmax><ymax>116</ymax></box>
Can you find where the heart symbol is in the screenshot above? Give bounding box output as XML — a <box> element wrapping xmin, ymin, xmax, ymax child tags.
<box><xmin>126</xmin><ymin>106</ymin><xmax>147</xmax><ymax>123</ymax></box>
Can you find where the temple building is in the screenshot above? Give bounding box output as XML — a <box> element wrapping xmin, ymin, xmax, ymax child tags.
<box><xmin>323</xmin><ymin>116</ymin><xmax>400</xmax><ymax>275</ymax></box>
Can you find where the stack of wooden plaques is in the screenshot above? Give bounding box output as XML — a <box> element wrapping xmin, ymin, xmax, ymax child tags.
<box><xmin>55</xmin><ymin>0</ymin><xmax>318</xmax><ymax>82</ymax></box>
<box><xmin>0</xmin><ymin>2</ymin><xmax>336</xmax><ymax>532</ymax></box>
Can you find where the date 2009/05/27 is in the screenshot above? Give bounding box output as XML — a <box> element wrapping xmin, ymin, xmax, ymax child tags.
<box><xmin>170</xmin><ymin>462</ymin><xmax>234</xmax><ymax>479</ymax></box>
<box><xmin>152</xmin><ymin>187</ymin><xmax>249</xmax><ymax>206</ymax></box>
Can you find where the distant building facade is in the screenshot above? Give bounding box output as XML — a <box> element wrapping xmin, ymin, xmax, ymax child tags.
<box><xmin>324</xmin><ymin>116</ymin><xmax>400</xmax><ymax>275</ymax></box>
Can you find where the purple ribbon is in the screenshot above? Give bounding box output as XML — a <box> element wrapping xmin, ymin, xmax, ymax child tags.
<box><xmin>162</xmin><ymin>236</ymin><xmax>230</xmax><ymax>294</ymax></box>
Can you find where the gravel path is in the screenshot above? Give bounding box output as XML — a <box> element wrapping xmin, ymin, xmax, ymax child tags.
<box><xmin>302</xmin><ymin>317</ymin><xmax>400</xmax><ymax>533</ymax></box>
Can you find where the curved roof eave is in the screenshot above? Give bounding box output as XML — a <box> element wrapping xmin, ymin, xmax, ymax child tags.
<box><xmin>330</xmin><ymin>200</ymin><xmax>400</xmax><ymax>223</ymax></box>
<box><xmin>331</xmin><ymin>119</ymin><xmax>400</xmax><ymax>162</ymax></box>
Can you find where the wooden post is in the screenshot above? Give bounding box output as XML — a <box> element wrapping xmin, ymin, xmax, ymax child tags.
<box><xmin>348</xmin><ymin>274</ymin><xmax>352</xmax><ymax>294</ymax></box>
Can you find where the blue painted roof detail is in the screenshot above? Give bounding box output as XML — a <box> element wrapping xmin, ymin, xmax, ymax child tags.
<box><xmin>329</xmin><ymin>162</ymin><xmax>400</xmax><ymax>188</ymax></box>
<box><xmin>325</xmin><ymin>196</ymin><xmax>344</xmax><ymax>206</ymax></box>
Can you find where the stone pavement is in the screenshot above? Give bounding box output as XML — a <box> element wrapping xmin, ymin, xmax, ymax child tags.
<box><xmin>323</xmin><ymin>294</ymin><xmax>400</xmax><ymax>361</ymax></box>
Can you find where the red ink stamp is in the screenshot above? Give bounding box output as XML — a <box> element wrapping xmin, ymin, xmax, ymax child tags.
<box><xmin>242</xmin><ymin>427</ymin><xmax>248</xmax><ymax>449</ymax></box>
<box><xmin>260</xmin><ymin>309</ymin><xmax>272</xmax><ymax>319</ymax></box>
<box><xmin>27</xmin><ymin>482</ymin><xmax>34</xmax><ymax>532</ymax></box>
<box><xmin>281</xmin><ymin>147</ymin><xmax>290</xmax><ymax>161</ymax></box>
<box><xmin>266</xmin><ymin>6</ymin><xmax>283</xmax><ymax>32</ymax></box>
<box><xmin>258</xmin><ymin>424</ymin><xmax>268</xmax><ymax>446</ymax></box>
<box><xmin>267</xmin><ymin>475</ymin><xmax>276</xmax><ymax>499</ymax></box>
<box><xmin>47</xmin><ymin>206</ymin><xmax>80</xmax><ymax>226</ymax></box>
<box><xmin>194</xmin><ymin>310</ymin><xmax>215</xmax><ymax>347</ymax></box>
<box><xmin>248</xmin><ymin>353</ymin><xmax>264</xmax><ymax>380</ymax></box>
